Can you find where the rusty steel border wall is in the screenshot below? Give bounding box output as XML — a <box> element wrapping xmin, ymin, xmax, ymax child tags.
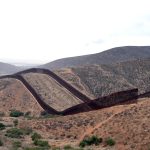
<box><xmin>0</xmin><ymin>68</ymin><xmax>149</xmax><ymax>115</ymax></box>
<box><xmin>15</xmin><ymin>68</ymin><xmax>91</xmax><ymax>102</ymax></box>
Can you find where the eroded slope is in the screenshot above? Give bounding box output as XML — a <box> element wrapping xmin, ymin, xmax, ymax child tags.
<box><xmin>22</xmin><ymin>73</ymin><xmax>83</xmax><ymax>112</ymax></box>
<box><xmin>55</xmin><ymin>68</ymin><xmax>95</xmax><ymax>99</ymax></box>
<box><xmin>0</xmin><ymin>78</ymin><xmax>44</xmax><ymax>116</ymax></box>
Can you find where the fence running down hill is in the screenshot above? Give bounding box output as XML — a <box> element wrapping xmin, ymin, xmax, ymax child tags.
<box><xmin>0</xmin><ymin>68</ymin><xmax>148</xmax><ymax>115</ymax></box>
<box><xmin>16</xmin><ymin>68</ymin><xmax>91</xmax><ymax>102</ymax></box>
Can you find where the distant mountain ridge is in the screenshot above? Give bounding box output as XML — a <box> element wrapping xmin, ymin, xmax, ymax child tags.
<box><xmin>1</xmin><ymin>46</ymin><xmax>150</xmax><ymax>75</ymax></box>
<box><xmin>0</xmin><ymin>62</ymin><xmax>37</xmax><ymax>76</ymax></box>
<box><xmin>0</xmin><ymin>62</ymin><xmax>22</xmax><ymax>75</ymax></box>
<box><xmin>41</xmin><ymin>46</ymin><xmax>150</xmax><ymax>70</ymax></box>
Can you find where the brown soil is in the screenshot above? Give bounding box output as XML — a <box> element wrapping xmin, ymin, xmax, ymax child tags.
<box><xmin>16</xmin><ymin>97</ymin><xmax>150</xmax><ymax>150</ymax></box>
<box><xmin>0</xmin><ymin>76</ymin><xmax>150</xmax><ymax>149</ymax></box>
<box><xmin>0</xmin><ymin>78</ymin><xmax>43</xmax><ymax>116</ymax></box>
<box><xmin>55</xmin><ymin>68</ymin><xmax>95</xmax><ymax>99</ymax></box>
<box><xmin>22</xmin><ymin>73</ymin><xmax>83</xmax><ymax>111</ymax></box>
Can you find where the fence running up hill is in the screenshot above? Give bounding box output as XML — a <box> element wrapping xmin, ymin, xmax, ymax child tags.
<box><xmin>0</xmin><ymin>68</ymin><xmax>143</xmax><ymax>115</ymax></box>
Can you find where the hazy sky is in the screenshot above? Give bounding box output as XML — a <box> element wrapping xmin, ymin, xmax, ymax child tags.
<box><xmin>0</xmin><ymin>0</ymin><xmax>150</xmax><ymax>65</ymax></box>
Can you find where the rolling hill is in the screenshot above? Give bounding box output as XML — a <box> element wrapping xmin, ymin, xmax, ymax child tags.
<box><xmin>0</xmin><ymin>46</ymin><xmax>150</xmax><ymax>149</ymax></box>
<box><xmin>55</xmin><ymin>58</ymin><xmax>150</xmax><ymax>98</ymax></box>
<box><xmin>0</xmin><ymin>62</ymin><xmax>22</xmax><ymax>75</ymax></box>
<box><xmin>42</xmin><ymin>46</ymin><xmax>150</xmax><ymax>70</ymax></box>
<box><xmin>12</xmin><ymin>97</ymin><xmax>150</xmax><ymax>150</ymax></box>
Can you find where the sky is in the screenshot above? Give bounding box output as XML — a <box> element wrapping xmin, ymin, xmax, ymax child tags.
<box><xmin>0</xmin><ymin>0</ymin><xmax>150</xmax><ymax>65</ymax></box>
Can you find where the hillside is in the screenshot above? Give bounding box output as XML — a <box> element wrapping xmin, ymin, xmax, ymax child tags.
<box><xmin>0</xmin><ymin>78</ymin><xmax>44</xmax><ymax>116</ymax></box>
<box><xmin>0</xmin><ymin>46</ymin><xmax>150</xmax><ymax>149</ymax></box>
<box><xmin>28</xmin><ymin>97</ymin><xmax>150</xmax><ymax>150</ymax></box>
<box><xmin>0</xmin><ymin>62</ymin><xmax>22</xmax><ymax>76</ymax></box>
<box><xmin>22</xmin><ymin>72</ymin><xmax>84</xmax><ymax>112</ymax></box>
<box><xmin>55</xmin><ymin>58</ymin><xmax>150</xmax><ymax>98</ymax></box>
<box><xmin>0</xmin><ymin>97</ymin><xmax>149</xmax><ymax>149</ymax></box>
<box><xmin>42</xmin><ymin>46</ymin><xmax>150</xmax><ymax>70</ymax></box>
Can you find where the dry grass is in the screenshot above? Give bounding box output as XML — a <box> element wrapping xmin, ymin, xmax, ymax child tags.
<box><xmin>0</xmin><ymin>97</ymin><xmax>150</xmax><ymax>149</ymax></box>
<box><xmin>0</xmin><ymin>78</ymin><xmax>43</xmax><ymax>116</ymax></box>
<box><xmin>18</xmin><ymin>98</ymin><xmax>150</xmax><ymax>150</ymax></box>
<box><xmin>22</xmin><ymin>73</ymin><xmax>83</xmax><ymax>112</ymax></box>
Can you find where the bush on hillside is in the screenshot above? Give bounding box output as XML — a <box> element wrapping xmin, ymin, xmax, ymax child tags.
<box><xmin>105</xmin><ymin>137</ymin><xmax>116</xmax><ymax>146</ymax></box>
<box><xmin>12</xmin><ymin>141</ymin><xmax>22</xmax><ymax>149</ymax></box>
<box><xmin>63</xmin><ymin>145</ymin><xmax>73</xmax><ymax>150</ymax></box>
<box><xmin>40</xmin><ymin>111</ymin><xmax>56</xmax><ymax>118</ymax></box>
<box><xmin>31</xmin><ymin>132</ymin><xmax>42</xmax><ymax>141</ymax></box>
<box><xmin>25</xmin><ymin>147</ymin><xmax>49</xmax><ymax>150</ymax></box>
<box><xmin>79</xmin><ymin>135</ymin><xmax>102</xmax><ymax>147</ymax></box>
<box><xmin>5</xmin><ymin>128</ymin><xmax>23</xmax><ymax>138</ymax></box>
<box><xmin>33</xmin><ymin>140</ymin><xmax>50</xmax><ymax>148</ymax></box>
<box><xmin>0</xmin><ymin>123</ymin><xmax>6</xmax><ymax>130</ymax></box>
<box><xmin>10</xmin><ymin>110</ymin><xmax>24</xmax><ymax>117</ymax></box>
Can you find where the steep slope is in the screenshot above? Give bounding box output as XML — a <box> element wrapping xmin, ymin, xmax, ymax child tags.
<box><xmin>0</xmin><ymin>78</ymin><xmax>44</xmax><ymax>116</ymax></box>
<box><xmin>0</xmin><ymin>62</ymin><xmax>22</xmax><ymax>75</ymax></box>
<box><xmin>55</xmin><ymin>68</ymin><xmax>95</xmax><ymax>99</ymax></box>
<box><xmin>55</xmin><ymin>58</ymin><xmax>150</xmax><ymax>98</ymax></box>
<box><xmin>22</xmin><ymin>72</ymin><xmax>84</xmax><ymax>112</ymax></box>
<box><xmin>42</xmin><ymin>46</ymin><xmax>150</xmax><ymax>69</ymax></box>
<box><xmin>0</xmin><ymin>68</ymin><xmax>138</xmax><ymax>116</ymax></box>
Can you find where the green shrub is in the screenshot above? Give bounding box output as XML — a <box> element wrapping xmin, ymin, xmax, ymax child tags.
<box><xmin>31</xmin><ymin>132</ymin><xmax>42</xmax><ymax>141</ymax></box>
<box><xmin>63</xmin><ymin>145</ymin><xmax>73</xmax><ymax>150</ymax></box>
<box><xmin>0</xmin><ymin>123</ymin><xmax>6</xmax><ymax>130</ymax></box>
<box><xmin>10</xmin><ymin>110</ymin><xmax>24</xmax><ymax>117</ymax></box>
<box><xmin>5</xmin><ymin>128</ymin><xmax>23</xmax><ymax>138</ymax></box>
<box><xmin>33</xmin><ymin>140</ymin><xmax>50</xmax><ymax>148</ymax></box>
<box><xmin>79</xmin><ymin>135</ymin><xmax>102</xmax><ymax>147</ymax></box>
<box><xmin>12</xmin><ymin>141</ymin><xmax>22</xmax><ymax>149</ymax></box>
<box><xmin>79</xmin><ymin>141</ymin><xmax>86</xmax><ymax>148</ymax></box>
<box><xmin>40</xmin><ymin>111</ymin><xmax>56</xmax><ymax>118</ymax></box>
<box><xmin>13</xmin><ymin>119</ymin><xmax>18</xmax><ymax>127</ymax></box>
<box><xmin>25</xmin><ymin>147</ymin><xmax>49</xmax><ymax>150</ymax></box>
<box><xmin>0</xmin><ymin>139</ymin><xmax>3</xmax><ymax>146</ymax></box>
<box><xmin>105</xmin><ymin>137</ymin><xmax>116</xmax><ymax>146</ymax></box>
